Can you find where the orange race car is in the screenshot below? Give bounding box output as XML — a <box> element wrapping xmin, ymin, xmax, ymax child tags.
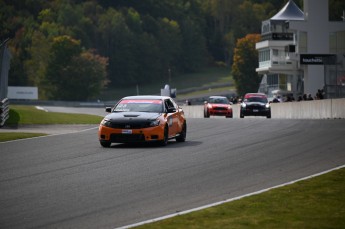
<box><xmin>98</xmin><ymin>95</ymin><xmax>187</xmax><ymax>147</ymax></box>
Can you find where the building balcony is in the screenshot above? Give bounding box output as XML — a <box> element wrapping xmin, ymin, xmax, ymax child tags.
<box><xmin>256</xmin><ymin>57</ymin><xmax>298</xmax><ymax>74</ymax></box>
<box><xmin>256</xmin><ymin>40</ymin><xmax>294</xmax><ymax>50</ymax></box>
<box><xmin>261</xmin><ymin>33</ymin><xmax>294</xmax><ymax>41</ymax></box>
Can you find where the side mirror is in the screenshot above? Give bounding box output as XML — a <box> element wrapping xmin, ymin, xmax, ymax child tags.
<box><xmin>105</xmin><ymin>107</ymin><xmax>112</xmax><ymax>113</ymax></box>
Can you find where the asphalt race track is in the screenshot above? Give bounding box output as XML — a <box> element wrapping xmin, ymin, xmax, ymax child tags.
<box><xmin>1</xmin><ymin>118</ymin><xmax>345</xmax><ymax>228</ymax></box>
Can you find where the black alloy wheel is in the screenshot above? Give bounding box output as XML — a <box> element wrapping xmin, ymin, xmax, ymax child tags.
<box><xmin>176</xmin><ymin>122</ymin><xmax>187</xmax><ymax>142</ymax></box>
<box><xmin>100</xmin><ymin>141</ymin><xmax>111</xmax><ymax>148</ymax></box>
<box><xmin>159</xmin><ymin>125</ymin><xmax>169</xmax><ymax>146</ymax></box>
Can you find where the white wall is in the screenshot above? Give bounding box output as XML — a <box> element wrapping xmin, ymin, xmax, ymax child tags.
<box><xmin>181</xmin><ymin>98</ymin><xmax>345</xmax><ymax>119</ymax></box>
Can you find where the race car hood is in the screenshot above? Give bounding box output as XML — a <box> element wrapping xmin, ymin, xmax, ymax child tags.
<box><xmin>104</xmin><ymin>112</ymin><xmax>161</xmax><ymax>122</ymax></box>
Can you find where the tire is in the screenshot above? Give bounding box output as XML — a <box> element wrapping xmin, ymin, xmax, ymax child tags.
<box><xmin>176</xmin><ymin>122</ymin><xmax>187</xmax><ymax>142</ymax></box>
<box><xmin>226</xmin><ymin>114</ymin><xmax>233</xmax><ymax>118</ymax></box>
<box><xmin>159</xmin><ymin>125</ymin><xmax>169</xmax><ymax>146</ymax></box>
<box><xmin>100</xmin><ymin>141</ymin><xmax>111</xmax><ymax>148</ymax></box>
<box><xmin>240</xmin><ymin>112</ymin><xmax>244</xmax><ymax>118</ymax></box>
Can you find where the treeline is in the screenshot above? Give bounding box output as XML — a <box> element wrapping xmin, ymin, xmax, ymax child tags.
<box><xmin>1</xmin><ymin>0</ymin><xmax>344</xmax><ymax>100</ymax></box>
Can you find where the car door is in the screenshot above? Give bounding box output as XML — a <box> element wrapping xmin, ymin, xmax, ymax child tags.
<box><xmin>164</xmin><ymin>99</ymin><xmax>178</xmax><ymax>136</ymax></box>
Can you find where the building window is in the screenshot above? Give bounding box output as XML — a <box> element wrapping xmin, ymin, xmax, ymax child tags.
<box><xmin>259</xmin><ymin>49</ymin><xmax>270</xmax><ymax>62</ymax></box>
<box><xmin>273</xmin><ymin>49</ymin><xmax>279</xmax><ymax>56</ymax></box>
<box><xmin>330</xmin><ymin>31</ymin><xmax>345</xmax><ymax>54</ymax></box>
<box><xmin>267</xmin><ymin>74</ymin><xmax>279</xmax><ymax>85</ymax></box>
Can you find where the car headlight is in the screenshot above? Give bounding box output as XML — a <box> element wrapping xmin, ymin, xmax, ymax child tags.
<box><xmin>241</xmin><ymin>103</ymin><xmax>246</xmax><ymax>108</ymax></box>
<box><xmin>149</xmin><ymin>119</ymin><xmax>160</xmax><ymax>127</ymax></box>
<box><xmin>265</xmin><ymin>103</ymin><xmax>270</xmax><ymax>108</ymax></box>
<box><xmin>207</xmin><ymin>104</ymin><xmax>213</xmax><ymax>109</ymax></box>
<box><xmin>101</xmin><ymin>118</ymin><xmax>111</xmax><ymax>127</ymax></box>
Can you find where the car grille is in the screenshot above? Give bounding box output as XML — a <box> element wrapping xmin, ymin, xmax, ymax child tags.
<box><xmin>108</xmin><ymin>122</ymin><xmax>150</xmax><ymax>129</ymax></box>
<box><xmin>246</xmin><ymin>104</ymin><xmax>265</xmax><ymax>110</ymax></box>
<box><xmin>110</xmin><ymin>133</ymin><xmax>145</xmax><ymax>142</ymax></box>
<box><xmin>214</xmin><ymin>107</ymin><xmax>228</xmax><ymax>111</ymax></box>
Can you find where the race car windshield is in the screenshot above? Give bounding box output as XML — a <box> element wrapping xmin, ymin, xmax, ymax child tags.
<box><xmin>245</xmin><ymin>97</ymin><xmax>268</xmax><ymax>103</ymax></box>
<box><xmin>114</xmin><ymin>100</ymin><xmax>164</xmax><ymax>113</ymax></box>
<box><xmin>209</xmin><ymin>98</ymin><xmax>229</xmax><ymax>104</ymax></box>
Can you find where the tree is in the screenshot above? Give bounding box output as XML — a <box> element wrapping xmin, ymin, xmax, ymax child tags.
<box><xmin>180</xmin><ymin>17</ymin><xmax>208</xmax><ymax>73</ymax></box>
<box><xmin>156</xmin><ymin>17</ymin><xmax>182</xmax><ymax>76</ymax></box>
<box><xmin>98</xmin><ymin>7</ymin><xmax>136</xmax><ymax>86</ymax></box>
<box><xmin>231</xmin><ymin>34</ymin><xmax>261</xmax><ymax>96</ymax></box>
<box><xmin>45</xmin><ymin>35</ymin><xmax>108</xmax><ymax>100</ymax></box>
<box><xmin>24</xmin><ymin>31</ymin><xmax>51</xmax><ymax>99</ymax></box>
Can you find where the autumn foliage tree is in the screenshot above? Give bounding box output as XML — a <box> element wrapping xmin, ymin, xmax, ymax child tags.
<box><xmin>231</xmin><ymin>34</ymin><xmax>261</xmax><ymax>96</ymax></box>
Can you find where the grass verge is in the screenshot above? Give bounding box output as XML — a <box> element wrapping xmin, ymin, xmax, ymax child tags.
<box><xmin>6</xmin><ymin>105</ymin><xmax>102</xmax><ymax>125</ymax></box>
<box><xmin>136</xmin><ymin>167</ymin><xmax>345</xmax><ymax>229</ymax></box>
<box><xmin>0</xmin><ymin>132</ymin><xmax>47</xmax><ymax>142</ymax></box>
<box><xmin>0</xmin><ymin>105</ymin><xmax>102</xmax><ymax>142</ymax></box>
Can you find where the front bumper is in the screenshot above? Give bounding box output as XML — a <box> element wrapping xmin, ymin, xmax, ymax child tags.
<box><xmin>98</xmin><ymin>125</ymin><xmax>165</xmax><ymax>143</ymax></box>
<box><xmin>241</xmin><ymin>107</ymin><xmax>270</xmax><ymax>116</ymax></box>
<box><xmin>208</xmin><ymin>109</ymin><xmax>233</xmax><ymax>117</ymax></box>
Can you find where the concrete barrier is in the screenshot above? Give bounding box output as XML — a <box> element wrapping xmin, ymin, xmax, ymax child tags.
<box><xmin>181</xmin><ymin>105</ymin><xmax>241</xmax><ymax>118</ymax></box>
<box><xmin>270</xmin><ymin>98</ymin><xmax>345</xmax><ymax>119</ymax></box>
<box><xmin>181</xmin><ymin>98</ymin><xmax>345</xmax><ymax>119</ymax></box>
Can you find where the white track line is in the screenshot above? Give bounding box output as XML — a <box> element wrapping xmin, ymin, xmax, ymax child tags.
<box><xmin>116</xmin><ymin>164</ymin><xmax>345</xmax><ymax>229</ymax></box>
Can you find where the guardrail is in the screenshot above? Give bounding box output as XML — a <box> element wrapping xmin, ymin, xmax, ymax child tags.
<box><xmin>0</xmin><ymin>98</ymin><xmax>9</xmax><ymax>127</ymax></box>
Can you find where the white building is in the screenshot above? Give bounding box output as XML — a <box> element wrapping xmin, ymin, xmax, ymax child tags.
<box><xmin>256</xmin><ymin>0</ymin><xmax>345</xmax><ymax>100</ymax></box>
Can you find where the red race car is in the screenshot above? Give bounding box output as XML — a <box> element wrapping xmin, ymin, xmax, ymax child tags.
<box><xmin>204</xmin><ymin>96</ymin><xmax>233</xmax><ymax>118</ymax></box>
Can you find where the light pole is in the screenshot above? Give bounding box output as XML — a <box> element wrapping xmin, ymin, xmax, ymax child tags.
<box><xmin>168</xmin><ymin>67</ymin><xmax>171</xmax><ymax>84</ymax></box>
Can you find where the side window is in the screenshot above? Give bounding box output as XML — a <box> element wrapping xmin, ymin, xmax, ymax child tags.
<box><xmin>165</xmin><ymin>99</ymin><xmax>175</xmax><ymax>111</ymax></box>
<box><xmin>170</xmin><ymin>99</ymin><xmax>178</xmax><ymax>109</ymax></box>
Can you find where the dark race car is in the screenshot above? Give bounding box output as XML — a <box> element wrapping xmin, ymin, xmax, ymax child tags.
<box><xmin>240</xmin><ymin>93</ymin><xmax>271</xmax><ymax>118</ymax></box>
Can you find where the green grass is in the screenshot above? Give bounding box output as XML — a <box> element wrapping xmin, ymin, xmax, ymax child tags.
<box><xmin>0</xmin><ymin>132</ymin><xmax>47</xmax><ymax>142</ymax></box>
<box><xmin>6</xmin><ymin>105</ymin><xmax>102</xmax><ymax>125</ymax></box>
<box><xmin>100</xmin><ymin>67</ymin><xmax>233</xmax><ymax>100</ymax></box>
<box><xmin>0</xmin><ymin>105</ymin><xmax>102</xmax><ymax>142</ymax></box>
<box><xmin>136</xmin><ymin>168</ymin><xmax>345</xmax><ymax>229</ymax></box>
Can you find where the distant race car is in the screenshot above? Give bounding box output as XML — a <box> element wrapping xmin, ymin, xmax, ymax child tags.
<box><xmin>204</xmin><ymin>96</ymin><xmax>233</xmax><ymax>118</ymax></box>
<box><xmin>240</xmin><ymin>93</ymin><xmax>271</xmax><ymax>118</ymax></box>
<box><xmin>98</xmin><ymin>95</ymin><xmax>187</xmax><ymax>147</ymax></box>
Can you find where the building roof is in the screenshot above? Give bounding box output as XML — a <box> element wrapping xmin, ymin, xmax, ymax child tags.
<box><xmin>271</xmin><ymin>0</ymin><xmax>304</xmax><ymax>21</ymax></box>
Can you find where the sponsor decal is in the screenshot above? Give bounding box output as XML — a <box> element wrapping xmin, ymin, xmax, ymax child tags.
<box><xmin>122</xmin><ymin>129</ymin><xmax>132</xmax><ymax>134</ymax></box>
<box><xmin>300</xmin><ymin>54</ymin><xmax>336</xmax><ymax>65</ymax></box>
<box><xmin>245</xmin><ymin>94</ymin><xmax>266</xmax><ymax>98</ymax></box>
<box><xmin>120</xmin><ymin>100</ymin><xmax>162</xmax><ymax>104</ymax></box>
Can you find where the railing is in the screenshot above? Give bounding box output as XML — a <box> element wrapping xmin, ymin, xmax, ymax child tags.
<box><xmin>0</xmin><ymin>98</ymin><xmax>9</xmax><ymax>127</ymax></box>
